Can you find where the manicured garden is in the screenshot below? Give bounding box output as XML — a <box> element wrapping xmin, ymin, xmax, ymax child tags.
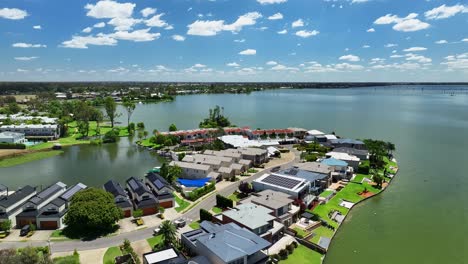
<box><xmin>103</xmin><ymin>246</ymin><xmax>122</xmax><ymax>264</ymax></box>
<box><xmin>279</xmin><ymin>245</ymin><xmax>323</xmax><ymax>264</ymax></box>
<box><xmin>189</xmin><ymin>221</ymin><xmax>200</xmax><ymax>229</ymax></box>
<box><xmin>308</xmin><ymin>226</ymin><xmax>334</xmax><ymax>244</ymax></box>
<box><xmin>319</xmin><ymin>190</ymin><xmax>334</xmax><ymax>198</ymax></box>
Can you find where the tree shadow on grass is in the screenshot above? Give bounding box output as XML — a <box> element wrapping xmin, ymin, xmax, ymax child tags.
<box><xmin>62</xmin><ymin>224</ymin><xmax>120</xmax><ymax>241</ymax></box>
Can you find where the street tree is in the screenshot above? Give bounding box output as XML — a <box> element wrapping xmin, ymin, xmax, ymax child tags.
<box><xmin>159</xmin><ymin>220</ymin><xmax>177</xmax><ymax>248</ymax></box>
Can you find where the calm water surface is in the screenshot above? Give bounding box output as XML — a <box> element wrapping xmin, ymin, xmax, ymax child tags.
<box><xmin>1</xmin><ymin>86</ymin><xmax>467</xmax><ymax>263</ymax></box>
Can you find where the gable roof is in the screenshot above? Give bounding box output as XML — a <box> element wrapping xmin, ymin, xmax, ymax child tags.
<box><xmin>126</xmin><ymin>177</ymin><xmax>151</xmax><ymax>196</ymax></box>
<box><xmin>146</xmin><ymin>172</ymin><xmax>170</xmax><ymax>191</ymax></box>
<box><xmin>0</xmin><ymin>185</ymin><xmax>36</xmax><ymax>208</ymax></box>
<box><xmin>29</xmin><ymin>182</ymin><xmax>66</xmax><ymax>206</ymax></box>
<box><xmin>195</xmin><ymin>221</ymin><xmax>271</xmax><ymax>263</ymax></box>
<box><xmin>104</xmin><ymin>180</ymin><xmax>127</xmax><ymax>197</ymax></box>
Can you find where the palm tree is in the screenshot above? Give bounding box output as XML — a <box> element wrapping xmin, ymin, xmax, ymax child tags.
<box><xmin>159</xmin><ymin>220</ymin><xmax>177</xmax><ymax>249</ymax></box>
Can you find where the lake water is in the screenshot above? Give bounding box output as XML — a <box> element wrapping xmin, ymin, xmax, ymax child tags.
<box><xmin>1</xmin><ymin>86</ymin><xmax>468</xmax><ymax>263</ymax></box>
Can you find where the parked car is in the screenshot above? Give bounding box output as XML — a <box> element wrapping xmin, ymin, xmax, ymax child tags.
<box><xmin>271</xmin><ymin>166</ymin><xmax>281</xmax><ymax>172</ymax></box>
<box><xmin>153</xmin><ymin>227</ymin><xmax>161</xmax><ymax>236</ymax></box>
<box><xmin>20</xmin><ymin>225</ymin><xmax>30</xmax><ymax>237</ymax></box>
<box><xmin>174</xmin><ymin>218</ymin><xmax>186</xmax><ymax>228</ymax></box>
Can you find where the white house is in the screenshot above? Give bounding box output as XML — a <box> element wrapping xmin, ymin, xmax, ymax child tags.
<box><xmin>0</xmin><ymin>132</ymin><xmax>26</xmax><ymax>144</ymax></box>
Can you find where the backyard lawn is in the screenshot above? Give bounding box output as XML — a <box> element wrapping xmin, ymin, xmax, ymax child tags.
<box><xmin>228</xmin><ymin>193</ymin><xmax>241</xmax><ymax>203</ymax></box>
<box><xmin>212</xmin><ymin>207</ymin><xmax>223</xmax><ymax>214</ymax></box>
<box><xmin>279</xmin><ymin>245</ymin><xmax>323</xmax><ymax>264</ymax></box>
<box><xmin>312</xmin><ymin>181</ymin><xmax>380</xmax><ymax>228</ymax></box>
<box><xmin>319</xmin><ymin>190</ymin><xmax>334</xmax><ymax>198</ymax></box>
<box><xmin>174</xmin><ymin>193</ymin><xmax>190</xmax><ymax>213</ymax></box>
<box><xmin>103</xmin><ymin>246</ymin><xmax>122</xmax><ymax>264</ymax></box>
<box><xmin>308</xmin><ymin>226</ymin><xmax>335</xmax><ymax>244</ymax></box>
<box><xmin>147</xmin><ymin>234</ymin><xmax>163</xmax><ymax>249</ymax></box>
<box><xmin>293</xmin><ymin>227</ymin><xmax>311</xmax><ymax>239</ymax></box>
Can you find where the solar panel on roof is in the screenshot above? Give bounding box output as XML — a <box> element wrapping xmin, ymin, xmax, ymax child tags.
<box><xmin>61</xmin><ymin>184</ymin><xmax>86</xmax><ymax>201</ymax></box>
<box><xmin>262</xmin><ymin>175</ymin><xmax>301</xmax><ymax>189</ymax></box>
<box><xmin>154</xmin><ymin>179</ymin><xmax>165</xmax><ymax>189</ymax></box>
<box><xmin>128</xmin><ymin>179</ymin><xmax>140</xmax><ymax>190</ymax></box>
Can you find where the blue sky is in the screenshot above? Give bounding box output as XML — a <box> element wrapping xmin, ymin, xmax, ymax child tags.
<box><xmin>0</xmin><ymin>0</ymin><xmax>467</xmax><ymax>82</ymax></box>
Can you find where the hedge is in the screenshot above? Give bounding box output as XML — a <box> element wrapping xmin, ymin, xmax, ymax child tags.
<box><xmin>216</xmin><ymin>194</ymin><xmax>233</xmax><ymax>209</ymax></box>
<box><xmin>357</xmin><ymin>160</ymin><xmax>370</xmax><ymax>174</ymax></box>
<box><xmin>185</xmin><ymin>182</ymin><xmax>216</xmax><ymax>201</ymax></box>
<box><xmin>0</xmin><ymin>143</ymin><xmax>26</xmax><ymax>149</ymax></box>
<box><xmin>200</xmin><ymin>209</ymin><xmax>213</xmax><ymax>222</ymax></box>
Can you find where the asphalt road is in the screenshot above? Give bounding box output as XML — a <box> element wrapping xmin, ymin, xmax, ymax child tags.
<box><xmin>0</xmin><ymin>148</ymin><xmax>300</xmax><ymax>253</ymax></box>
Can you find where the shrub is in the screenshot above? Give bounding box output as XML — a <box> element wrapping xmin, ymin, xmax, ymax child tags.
<box><xmin>358</xmin><ymin>160</ymin><xmax>370</xmax><ymax>174</ymax></box>
<box><xmin>271</xmin><ymin>254</ymin><xmax>280</xmax><ymax>261</ymax></box>
<box><xmin>103</xmin><ymin>129</ymin><xmax>120</xmax><ymax>143</ymax></box>
<box><xmin>216</xmin><ymin>194</ymin><xmax>233</xmax><ymax>209</ymax></box>
<box><xmin>200</xmin><ymin>209</ymin><xmax>213</xmax><ymax>222</ymax></box>
<box><xmin>133</xmin><ymin>209</ymin><xmax>143</xmax><ymax>218</ymax></box>
<box><xmin>185</xmin><ymin>183</ymin><xmax>215</xmax><ymax>201</ymax></box>
<box><xmin>286</xmin><ymin>244</ymin><xmax>295</xmax><ymax>254</ymax></box>
<box><xmin>279</xmin><ymin>249</ymin><xmax>288</xmax><ymax>260</ymax></box>
<box><xmin>292</xmin><ymin>241</ymin><xmax>298</xmax><ymax>248</ymax></box>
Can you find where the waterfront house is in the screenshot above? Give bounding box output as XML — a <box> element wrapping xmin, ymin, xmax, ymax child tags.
<box><xmin>305</xmin><ymin>130</ymin><xmax>327</xmax><ymax>142</ymax></box>
<box><xmin>330</xmin><ymin>138</ymin><xmax>366</xmax><ymax>150</ymax></box>
<box><xmin>0</xmin><ymin>132</ymin><xmax>26</xmax><ymax>144</ymax></box>
<box><xmin>36</xmin><ymin>183</ymin><xmax>87</xmax><ymax>230</ymax></box>
<box><xmin>326</xmin><ymin>151</ymin><xmax>360</xmax><ymax>170</ymax></box>
<box><xmin>145</xmin><ymin>172</ymin><xmax>174</xmax><ymax>208</ymax></box>
<box><xmin>182</xmin><ymin>221</ymin><xmax>271</xmax><ymax>264</ymax></box>
<box><xmin>126</xmin><ymin>177</ymin><xmax>158</xmax><ymax>216</ymax></box>
<box><xmin>169</xmin><ymin>161</ymin><xmax>213</xmax><ymax>180</ymax></box>
<box><xmin>104</xmin><ymin>180</ymin><xmax>133</xmax><ymax>218</ymax></box>
<box><xmin>0</xmin><ymin>184</ymin><xmax>7</xmax><ymax>197</ymax></box>
<box><xmin>242</xmin><ymin>190</ymin><xmax>300</xmax><ymax>227</ymax></box>
<box><xmin>333</xmin><ymin>147</ymin><xmax>369</xmax><ymax>160</ymax></box>
<box><xmin>287</xmin><ymin>127</ymin><xmax>307</xmax><ymax>139</ymax></box>
<box><xmin>184</xmin><ymin>154</ymin><xmax>235</xmax><ymax>168</ymax></box>
<box><xmin>0</xmin><ymin>124</ymin><xmax>60</xmax><ymax>140</ymax></box>
<box><xmin>182</xmin><ymin>155</ymin><xmax>224</xmax><ymax>171</ymax></box>
<box><xmin>253</xmin><ymin>173</ymin><xmax>315</xmax><ymax>207</ymax></box>
<box><xmin>278</xmin><ymin>166</ymin><xmax>331</xmax><ymax>194</ymax></box>
<box><xmin>0</xmin><ymin>185</ymin><xmax>36</xmax><ymax>227</ymax></box>
<box><xmin>229</xmin><ymin>163</ymin><xmax>245</xmax><ymax>175</ymax></box>
<box><xmin>16</xmin><ymin>182</ymin><xmax>67</xmax><ymax>228</ymax></box>
<box><xmin>204</xmin><ymin>149</ymin><xmax>242</xmax><ymax>163</ymax></box>
<box><xmin>214</xmin><ymin>202</ymin><xmax>284</xmax><ymax>243</ymax></box>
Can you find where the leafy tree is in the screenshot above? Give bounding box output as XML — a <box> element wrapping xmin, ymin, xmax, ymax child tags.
<box><xmin>137</xmin><ymin>122</ymin><xmax>145</xmax><ymax>130</ymax></box>
<box><xmin>177</xmin><ymin>153</ymin><xmax>186</xmax><ymax>161</ymax></box>
<box><xmin>159</xmin><ymin>163</ymin><xmax>169</xmax><ymax>178</ymax></box>
<box><xmin>122</xmin><ymin>98</ymin><xmax>136</xmax><ymax>126</ymax></box>
<box><xmin>159</xmin><ymin>220</ymin><xmax>177</xmax><ymax>248</ymax></box>
<box><xmin>137</xmin><ymin>131</ymin><xmax>144</xmax><ymax>141</ymax></box>
<box><xmin>103</xmin><ymin>129</ymin><xmax>119</xmax><ymax>143</ymax></box>
<box><xmin>238</xmin><ymin>181</ymin><xmax>253</xmax><ymax>194</ymax></box>
<box><xmin>0</xmin><ymin>248</ymin><xmax>17</xmax><ymax>264</ymax></box>
<box><xmin>16</xmin><ymin>246</ymin><xmax>52</xmax><ymax>264</ymax></box>
<box><xmin>373</xmin><ymin>173</ymin><xmax>384</xmax><ymax>188</ymax></box>
<box><xmin>167</xmin><ymin>165</ymin><xmax>182</xmax><ymax>183</ymax></box>
<box><xmin>199</xmin><ymin>105</ymin><xmax>233</xmax><ymax>128</ymax></box>
<box><xmin>169</xmin><ymin>124</ymin><xmax>177</xmax><ymax>131</ymax></box>
<box><xmin>143</xmin><ymin>130</ymin><xmax>149</xmax><ymax>139</ymax></box>
<box><xmin>127</xmin><ymin>122</ymin><xmax>135</xmax><ymax>135</ymax></box>
<box><xmin>104</xmin><ymin>97</ymin><xmax>120</xmax><ymax>127</ymax></box>
<box><xmin>6</xmin><ymin>102</ymin><xmax>21</xmax><ymax>114</ymax></box>
<box><xmin>386</xmin><ymin>142</ymin><xmax>396</xmax><ymax>157</ymax></box>
<box><xmin>64</xmin><ymin>188</ymin><xmax>121</xmax><ymax>238</ymax></box>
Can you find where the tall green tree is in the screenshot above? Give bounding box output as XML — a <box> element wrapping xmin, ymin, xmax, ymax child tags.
<box><xmin>159</xmin><ymin>220</ymin><xmax>177</xmax><ymax>248</ymax></box>
<box><xmin>122</xmin><ymin>98</ymin><xmax>136</xmax><ymax>126</ymax></box>
<box><xmin>169</xmin><ymin>124</ymin><xmax>177</xmax><ymax>131</ymax></box>
<box><xmin>104</xmin><ymin>97</ymin><xmax>120</xmax><ymax>127</ymax></box>
<box><xmin>64</xmin><ymin>188</ymin><xmax>121</xmax><ymax>237</ymax></box>
<box><xmin>167</xmin><ymin>165</ymin><xmax>182</xmax><ymax>183</ymax></box>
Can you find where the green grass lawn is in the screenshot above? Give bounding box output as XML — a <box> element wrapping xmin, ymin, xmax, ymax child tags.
<box><xmin>189</xmin><ymin>221</ymin><xmax>200</xmax><ymax>229</ymax></box>
<box><xmin>319</xmin><ymin>190</ymin><xmax>334</xmax><ymax>198</ymax></box>
<box><xmin>212</xmin><ymin>207</ymin><xmax>223</xmax><ymax>214</ymax></box>
<box><xmin>312</xmin><ymin>182</ymin><xmax>380</xmax><ymax>228</ymax></box>
<box><xmin>50</xmin><ymin>230</ymin><xmax>64</xmax><ymax>238</ymax></box>
<box><xmin>147</xmin><ymin>234</ymin><xmax>163</xmax><ymax>249</ymax></box>
<box><xmin>0</xmin><ymin>150</ymin><xmax>63</xmax><ymax>168</ymax></box>
<box><xmin>103</xmin><ymin>246</ymin><xmax>122</xmax><ymax>264</ymax></box>
<box><xmin>308</xmin><ymin>226</ymin><xmax>335</xmax><ymax>244</ymax></box>
<box><xmin>174</xmin><ymin>193</ymin><xmax>190</xmax><ymax>213</ymax></box>
<box><xmin>293</xmin><ymin>227</ymin><xmax>311</xmax><ymax>239</ymax></box>
<box><xmin>279</xmin><ymin>245</ymin><xmax>323</xmax><ymax>264</ymax></box>
<box><xmin>53</xmin><ymin>253</ymin><xmax>80</xmax><ymax>264</ymax></box>
<box><xmin>228</xmin><ymin>193</ymin><xmax>241</xmax><ymax>203</ymax></box>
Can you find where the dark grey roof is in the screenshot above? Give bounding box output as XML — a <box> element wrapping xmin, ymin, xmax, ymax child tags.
<box><xmin>146</xmin><ymin>172</ymin><xmax>170</xmax><ymax>191</ymax></box>
<box><xmin>261</xmin><ymin>174</ymin><xmax>302</xmax><ymax>189</ymax></box>
<box><xmin>135</xmin><ymin>197</ymin><xmax>158</xmax><ymax>209</ymax></box>
<box><xmin>127</xmin><ymin>177</ymin><xmax>151</xmax><ymax>196</ymax></box>
<box><xmin>50</xmin><ymin>198</ymin><xmax>66</xmax><ymax>207</ymax></box>
<box><xmin>29</xmin><ymin>182</ymin><xmax>66</xmax><ymax>206</ymax></box>
<box><xmin>0</xmin><ymin>185</ymin><xmax>36</xmax><ymax>208</ymax></box>
<box><xmin>104</xmin><ymin>180</ymin><xmax>127</xmax><ymax>197</ymax></box>
<box><xmin>17</xmin><ymin>209</ymin><xmax>39</xmax><ymax>218</ymax></box>
<box><xmin>61</xmin><ymin>183</ymin><xmax>86</xmax><ymax>201</ymax></box>
<box><xmin>157</xmin><ymin>192</ymin><xmax>174</xmax><ymax>200</ymax></box>
<box><xmin>186</xmin><ymin>221</ymin><xmax>271</xmax><ymax>263</ymax></box>
<box><xmin>333</xmin><ymin>147</ymin><xmax>369</xmax><ymax>156</ymax></box>
<box><xmin>116</xmin><ymin>200</ymin><xmax>133</xmax><ymax>209</ymax></box>
<box><xmin>0</xmin><ymin>184</ymin><xmax>7</xmax><ymax>192</ymax></box>
<box><xmin>279</xmin><ymin>168</ymin><xmax>328</xmax><ymax>183</ymax></box>
<box><xmin>330</xmin><ymin>138</ymin><xmax>365</xmax><ymax>145</ymax></box>
<box><xmin>39</xmin><ymin>210</ymin><xmax>66</xmax><ymax>218</ymax></box>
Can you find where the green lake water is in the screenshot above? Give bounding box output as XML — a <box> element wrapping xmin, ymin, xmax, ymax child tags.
<box><xmin>1</xmin><ymin>86</ymin><xmax>467</xmax><ymax>263</ymax></box>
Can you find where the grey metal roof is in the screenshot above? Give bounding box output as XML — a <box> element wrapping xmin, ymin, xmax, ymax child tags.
<box><xmin>146</xmin><ymin>172</ymin><xmax>170</xmax><ymax>191</ymax></box>
<box><xmin>0</xmin><ymin>185</ymin><xmax>36</xmax><ymax>208</ymax></box>
<box><xmin>250</xmin><ymin>190</ymin><xmax>293</xmax><ymax>210</ymax></box>
<box><xmin>126</xmin><ymin>177</ymin><xmax>150</xmax><ymax>196</ymax></box>
<box><xmin>103</xmin><ymin>180</ymin><xmax>127</xmax><ymax>197</ymax></box>
<box><xmin>195</xmin><ymin>221</ymin><xmax>271</xmax><ymax>263</ymax></box>
<box><xmin>29</xmin><ymin>182</ymin><xmax>66</xmax><ymax>205</ymax></box>
<box><xmin>61</xmin><ymin>183</ymin><xmax>86</xmax><ymax>201</ymax></box>
<box><xmin>333</xmin><ymin>147</ymin><xmax>369</xmax><ymax>156</ymax></box>
<box><xmin>222</xmin><ymin>203</ymin><xmax>276</xmax><ymax>230</ymax></box>
<box><xmin>278</xmin><ymin>168</ymin><xmax>328</xmax><ymax>183</ymax></box>
<box><xmin>318</xmin><ymin>236</ymin><xmax>331</xmax><ymax>249</ymax></box>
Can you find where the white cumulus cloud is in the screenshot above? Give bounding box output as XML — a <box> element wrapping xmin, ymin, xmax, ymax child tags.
<box><xmin>374</xmin><ymin>13</ymin><xmax>430</xmax><ymax>32</ymax></box>
<box><xmin>424</xmin><ymin>4</ymin><xmax>468</xmax><ymax>20</ymax></box>
<box><xmin>277</xmin><ymin>29</ymin><xmax>288</xmax><ymax>34</ymax></box>
<box><xmin>226</xmin><ymin>62</ymin><xmax>240</xmax><ymax>67</ymax></box>
<box><xmin>257</xmin><ymin>0</ymin><xmax>287</xmax><ymax>5</ymax></box>
<box><xmin>85</xmin><ymin>0</ymin><xmax>135</xmax><ymax>19</ymax></box>
<box><xmin>0</xmin><ymin>8</ymin><xmax>28</xmax><ymax>20</ymax></box>
<box><xmin>268</xmin><ymin>13</ymin><xmax>283</xmax><ymax>20</ymax></box>
<box><xmin>61</xmin><ymin>35</ymin><xmax>117</xmax><ymax>49</ymax></box>
<box><xmin>33</xmin><ymin>25</ymin><xmax>42</xmax><ymax>30</ymax></box>
<box><xmin>435</xmin><ymin>40</ymin><xmax>448</xmax><ymax>44</ymax></box>
<box><xmin>14</xmin><ymin>56</ymin><xmax>38</xmax><ymax>61</ymax></box>
<box><xmin>12</xmin><ymin>43</ymin><xmax>47</xmax><ymax>48</ymax></box>
<box><xmin>172</xmin><ymin>35</ymin><xmax>185</xmax><ymax>41</ymax></box>
<box><xmin>295</xmin><ymin>30</ymin><xmax>319</xmax><ymax>38</ymax></box>
<box><xmin>141</xmin><ymin>7</ymin><xmax>156</xmax><ymax>18</ymax></box>
<box><xmin>403</xmin><ymin>47</ymin><xmax>427</xmax><ymax>52</ymax></box>
<box><xmin>187</xmin><ymin>12</ymin><xmax>262</xmax><ymax>36</ymax></box>
<box><xmin>339</xmin><ymin>54</ymin><xmax>360</xmax><ymax>62</ymax></box>
<box><xmin>239</xmin><ymin>49</ymin><xmax>256</xmax><ymax>55</ymax></box>
<box><xmin>292</xmin><ymin>19</ymin><xmax>304</xmax><ymax>28</ymax></box>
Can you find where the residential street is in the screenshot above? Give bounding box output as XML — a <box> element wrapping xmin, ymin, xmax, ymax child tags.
<box><xmin>0</xmin><ymin>148</ymin><xmax>300</xmax><ymax>253</ymax></box>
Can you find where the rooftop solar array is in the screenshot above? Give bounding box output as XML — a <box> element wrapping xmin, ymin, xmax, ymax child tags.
<box><xmin>128</xmin><ymin>178</ymin><xmax>140</xmax><ymax>191</ymax></box>
<box><xmin>61</xmin><ymin>183</ymin><xmax>86</xmax><ymax>201</ymax></box>
<box><xmin>154</xmin><ymin>179</ymin><xmax>165</xmax><ymax>190</ymax></box>
<box><xmin>261</xmin><ymin>174</ymin><xmax>301</xmax><ymax>189</ymax></box>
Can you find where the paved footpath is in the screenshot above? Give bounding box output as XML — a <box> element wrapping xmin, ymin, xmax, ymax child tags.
<box><xmin>0</xmin><ymin>148</ymin><xmax>300</xmax><ymax>253</ymax></box>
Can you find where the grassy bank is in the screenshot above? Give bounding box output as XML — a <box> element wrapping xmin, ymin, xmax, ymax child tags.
<box><xmin>280</xmin><ymin>245</ymin><xmax>323</xmax><ymax>264</ymax></box>
<box><xmin>0</xmin><ymin>150</ymin><xmax>63</xmax><ymax>168</ymax></box>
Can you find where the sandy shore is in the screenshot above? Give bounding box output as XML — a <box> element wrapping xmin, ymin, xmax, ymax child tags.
<box><xmin>0</xmin><ymin>149</ymin><xmax>30</xmax><ymax>159</ymax></box>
